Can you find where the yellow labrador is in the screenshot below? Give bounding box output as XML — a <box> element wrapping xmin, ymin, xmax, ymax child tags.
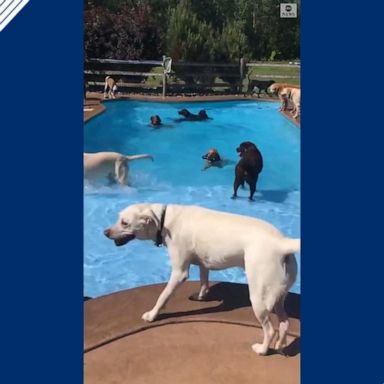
<box><xmin>104</xmin><ymin>203</ymin><xmax>300</xmax><ymax>355</ymax></box>
<box><xmin>280</xmin><ymin>87</ymin><xmax>301</xmax><ymax>119</ymax></box>
<box><xmin>84</xmin><ymin>152</ymin><xmax>153</xmax><ymax>185</ymax></box>
<box><xmin>269</xmin><ymin>83</ymin><xmax>300</xmax><ymax>112</ymax></box>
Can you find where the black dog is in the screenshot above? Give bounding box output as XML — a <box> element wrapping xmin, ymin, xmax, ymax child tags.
<box><xmin>232</xmin><ymin>141</ymin><xmax>263</xmax><ymax>201</ymax></box>
<box><xmin>150</xmin><ymin>115</ymin><xmax>162</xmax><ymax>127</ymax></box>
<box><xmin>178</xmin><ymin>108</ymin><xmax>209</xmax><ymax>121</ymax></box>
<box><xmin>247</xmin><ymin>76</ymin><xmax>275</xmax><ymax>98</ymax></box>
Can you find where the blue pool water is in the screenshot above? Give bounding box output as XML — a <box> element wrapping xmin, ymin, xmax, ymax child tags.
<box><xmin>84</xmin><ymin>100</ymin><xmax>300</xmax><ymax>297</ymax></box>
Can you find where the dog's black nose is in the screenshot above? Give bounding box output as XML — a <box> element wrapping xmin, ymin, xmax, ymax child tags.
<box><xmin>104</xmin><ymin>228</ymin><xmax>111</xmax><ymax>238</ymax></box>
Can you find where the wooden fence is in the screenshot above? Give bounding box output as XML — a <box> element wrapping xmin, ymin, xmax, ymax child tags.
<box><xmin>84</xmin><ymin>58</ymin><xmax>300</xmax><ymax>97</ymax></box>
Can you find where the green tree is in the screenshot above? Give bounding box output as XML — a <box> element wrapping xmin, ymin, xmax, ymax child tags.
<box><xmin>165</xmin><ymin>0</ymin><xmax>215</xmax><ymax>62</ymax></box>
<box><xmin>215</xmin><ymin>20</ymin><xmax>250</xmax><ymax>62</ymax></box>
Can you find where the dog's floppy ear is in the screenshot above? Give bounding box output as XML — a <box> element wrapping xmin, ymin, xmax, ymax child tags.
<box><xmin>140</xmin><ymin>207</ymin><xmax>161</xmax><ymax>227</ymax></box>
<box><xmin>142</xmin><ymin>215</ymin><xmax>154</xmax><ymax>225</ymax></box>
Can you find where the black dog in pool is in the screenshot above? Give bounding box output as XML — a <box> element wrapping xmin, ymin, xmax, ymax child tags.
<box><xmin>150</xmin><ymin>115</ymin><xmax>162</xmax><ymax>127</ymax></box>
<box><xmin>232</xmin><ymin>141</ymin><xmax>263</xmax><ymax>201</ymax></box>
<box><xmin>177</xmin><ymin>108</ymin><xmax>210</xmax><ymax>121</ymax></box>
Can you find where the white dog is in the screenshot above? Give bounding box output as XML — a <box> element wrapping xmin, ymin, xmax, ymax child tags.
<box><xmin>104</xmin><ymin>76</ymin><xmax>118</xmax><ymax>99</ymax></box>
<box><xmin>104</xmin><ymin>203</ymin><xmax>300</xmax><ymax>355</ymax></box>
<box><xmin>84</xmin><ymin>152</ymin><xmax>153</xmax><ymax>185</ymax></box>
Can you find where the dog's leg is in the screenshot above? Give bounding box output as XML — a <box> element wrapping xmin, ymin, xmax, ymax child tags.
<box><xmin>198</xmin><ymin>265</ymin><xmax>209</xmax><ymax>298</ymax></box>
<box><xmin>232</xmin><ymin>175</ymin><xmax>243</xmax><ymax>199</ymax></box>
<box><xmin>293</xmin><ymin>105</ymin><xmax>300</xmax><ymax>119</ymax></box>
<box><xmin>189</xmin><ymin>265</ymin><xmax>210</xmax><ymax>301</ymax></box>
<box><xmin>248</xmin><ymin>175</ymin><xmax>258</xmax><ymax>201</ymax></box>
<box><xmin>115</xmin><ymin>159</ymin><xmax>128</xmax><ymax>185</ymax></box>
<box><xmin>245</xmin><ymin>258</ymin><xmax>275</xmax><ymax>355</ymax></box>
<box><xmin>249</xmin><ymin>182</ymin><xmax>256</xmax><ymax>201</ymax></box>
<box><xmin>249</xmin><ymin>294</ymin><xmax>275</xmax><ymax>355</ymax></box>
<box><xmin>274</xmin><ymin>295</ymin><xmax>289</xmax><ymax>352</ymax></box>
<box><xmin>142</xmin><ymin>265</ymin><xmax>189</xmax><ymax>322</ymax></box>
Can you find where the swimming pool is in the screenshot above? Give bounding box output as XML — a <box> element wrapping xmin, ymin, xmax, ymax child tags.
<box><xmin>84</xmin><ymin>100</ymin><xmax>300</xmax><ymax>297</ymax></box>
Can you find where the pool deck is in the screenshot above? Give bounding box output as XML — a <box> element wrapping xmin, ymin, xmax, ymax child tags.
<box><xmin>85</xmin><ymin>281</ymin><xmax>300</xmax><ymax>384</ymax></box>
<box><xmin>83</xmin><ymin>92</ymin><xmax>300</xmax><ymax>126</ymax></box>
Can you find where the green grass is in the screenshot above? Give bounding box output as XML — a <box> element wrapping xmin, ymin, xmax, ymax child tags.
<box><xmin>143</xmin><ymin>62</ymin><xmax>301</xmax><ymax>91</ymax></box>
<box><xmin>247</xmin><ymin>65</ymin><xmax>300</xmax><ymax>85</ymax></box>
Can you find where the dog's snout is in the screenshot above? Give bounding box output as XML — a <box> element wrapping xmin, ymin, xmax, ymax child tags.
<box><xmin>104</xmin><ymin>228</ymin><xmax>111</xmax><ymax>238</ymax></box>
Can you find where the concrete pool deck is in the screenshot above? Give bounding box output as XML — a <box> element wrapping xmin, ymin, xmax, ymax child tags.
<box><xmin>83</xmin><ymin>92</ymin><xmax>300</xmax><ymax>126</ymax></box>
<box><xmin>84</xmin><ymin>281</ymin><xmax>300</xmax><ymax>384</ymax></box>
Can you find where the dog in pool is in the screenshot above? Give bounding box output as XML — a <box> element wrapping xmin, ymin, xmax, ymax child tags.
<box><xmin>201</xmin><ymin>148</ymin><xmax>229</xmax><ymax>170</ymax></box>
<box><xmin>84</xmin><ymin>151</ymin><xmax>153</xmax><ymax>185</ymax></box>
<box><xmin>150</xmin><ymin>115</ymin><xmax>162</xmax><ymax>127</ymax></box>
<box><xmin>178</xmin><ymin>108</ymin><xmax>210</xmax><ymax>121</ymax></box>
<box><xmin>104</xmin><ymin>203</ymin><xmax>300</xmax><ymax>355</ymax></box>
<box><xmin>232</xmin><ymin>141</ymin><xmax>263</xmax><ymax>201</ymax></box>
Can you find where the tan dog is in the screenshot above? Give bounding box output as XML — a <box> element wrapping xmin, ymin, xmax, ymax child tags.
<box><xmin>269</xmin><ymin>83</ymin><xmax>300</xmax><ymax>113</ymax></box>
<box><xmin>84</xmin><ymin>152</ymin><xmax>153</xmax><ymax>185</ymax></box>
<box><xmin>104</xmin><ymin>76</ymin><xmax>118</xmax><ymax>99</ymax></box>
<box><xmin>280</xmin><ymin>88</ymin><xmax>301</xmax><ymax>119</ymax></box>
<box><xmin>201</xmin><ymin>148</ymin><xmax>228</xmax><ymax>170</ymax></box>
<box><xmin>104</xmin><ymin>203</ymin><xmax>300</xmax><ymax>355</ymax></box>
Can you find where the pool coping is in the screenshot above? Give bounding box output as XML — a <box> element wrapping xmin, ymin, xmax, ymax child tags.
<box><xmin>84</xmin><ymin>281</ymin><xmax>300</xmax><ymax>384</ymax></box>
<box><xmin>83</xmin><ymin>92</ymin><xmax>300</xmax><ymax>127</ymax></box>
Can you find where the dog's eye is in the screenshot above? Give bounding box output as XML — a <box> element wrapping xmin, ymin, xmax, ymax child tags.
<box><xmin>121</xmin><ymin>219</ymin><xmax>128</xmax><ymax>226</ymax></box>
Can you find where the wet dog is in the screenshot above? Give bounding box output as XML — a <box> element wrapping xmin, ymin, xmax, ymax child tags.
<box><xmin>104</xmin><ymin>203</ymin><xmax>299</xmax><ymax>355</ymax></box>
<box><xmin>84</xmin><ymin>151</ymin><xmax>153</xmax><ymax>185</ymax></box>
<box><xmin>247</xmin><ymin>76</ymin><xmax>275</xmax><ymax>98</ymax></box>
<box><xmin>178</xmin><ymin>108</ymin><xmax>209</xmax><ymax>121</ymax></box>
<box><xmin>150</xmin><ymin>115</ymin><xmax>162</xmax><ymax>127</ymax></box>
<box><xmin>201</xmin><ymin>148</ymin><xmax>227</xmax><ymax>170</ymax></box>
<box><xmin>232</xmin><ymin>141</ymin><xmax>263</xmax><ymax>200</ymax></box>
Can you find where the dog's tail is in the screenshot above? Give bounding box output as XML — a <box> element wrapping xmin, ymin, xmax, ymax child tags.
<box><xmin>125</xmin><ymin>154</ymin><xmax>154</xmax><ymax>162</ymax></box>
<box><xmin>281</xmin><ymin>238</ymin><xmax>301</xmax><ymax>255</ymax></box>
<box><xmin>279</xmin><ymin>238</ymin><xmax>300</xmax><ymax>298</ymax></box>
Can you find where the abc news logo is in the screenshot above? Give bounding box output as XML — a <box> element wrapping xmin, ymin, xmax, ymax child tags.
<box><xmin>280</xmin><ymin>3</ymin><xmax>297</xmax><ymax>18</ymax></box>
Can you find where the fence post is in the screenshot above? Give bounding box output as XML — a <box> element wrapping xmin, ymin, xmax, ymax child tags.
<box><xmin>162</xmin><ymin>73</ymin><xmax>167</xmax><ymax>98</ymax></box>
<box><xmin>239</xmin><ymin>57</ymin><xmax>246</xmax><ymax>93</ymax></box>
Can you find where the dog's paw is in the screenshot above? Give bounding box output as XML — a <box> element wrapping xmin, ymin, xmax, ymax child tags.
<box><xmin>274</xmin><ymin>339</ymin><xmax>287</xmax><ymax>352</ymax></box>
<box><xmin>141</xmin><ymin>311</ymin><xmax>157</xmax><ymax>322</ymax></box>
<box><xmin>251</xmin><ymin>343</ymin><xmax>268</xmax><ymax>356</ymax></box>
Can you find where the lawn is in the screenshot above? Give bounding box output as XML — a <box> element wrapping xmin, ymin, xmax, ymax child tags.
<box><xmin>143</xmin><ymin>62</ymin><xmax>300</xmax><ymax>91</ymax></box>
